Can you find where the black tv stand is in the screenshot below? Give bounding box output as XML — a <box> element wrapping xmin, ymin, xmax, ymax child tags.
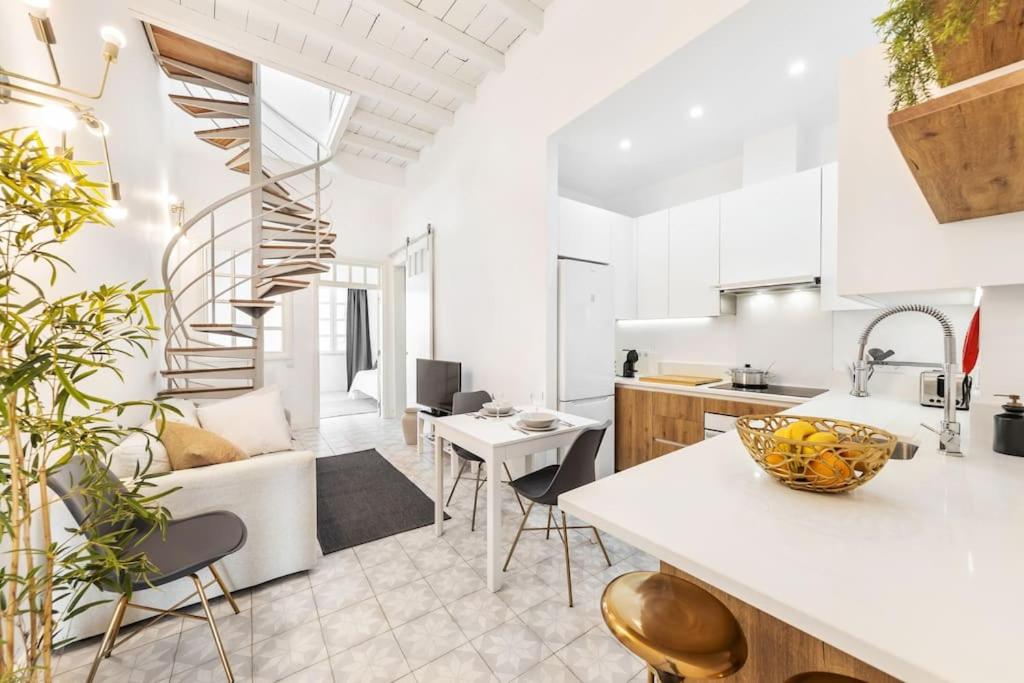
<box><xmin>420</xmin><ymin>407</ymin><xmax>451</xmax><ymax>418</ymax></box>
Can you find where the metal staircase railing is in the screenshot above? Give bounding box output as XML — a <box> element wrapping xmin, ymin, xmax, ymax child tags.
<box><xmin>159</xmin><ymin>80</ymin><xmax>336</xmax><ymax>400</ymax></box>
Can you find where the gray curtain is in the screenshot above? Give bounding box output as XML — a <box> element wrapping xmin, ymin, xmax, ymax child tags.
<box><xmin>346</xmin><ymin>289</ymin><xmax>373</xmax><ymax>391</ymax></box>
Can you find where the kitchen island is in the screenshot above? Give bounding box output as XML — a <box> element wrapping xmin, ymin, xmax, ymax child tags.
<box><xmin>559</xmin><ymin>391</ymin><xmax>1024</xmax><ymax>682</ymax></box>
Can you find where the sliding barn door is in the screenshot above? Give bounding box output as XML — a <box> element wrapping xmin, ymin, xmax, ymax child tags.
<box><xmin>405</xmin><ymin>233</ymin><xmax>433</xmax><ymax>407</ymax></box>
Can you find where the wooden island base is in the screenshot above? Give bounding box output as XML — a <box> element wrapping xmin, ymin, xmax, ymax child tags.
<box><xmin>661</xmin><ymin>563</ymin><xmax>901</xmax><ymax>682</ymax></box>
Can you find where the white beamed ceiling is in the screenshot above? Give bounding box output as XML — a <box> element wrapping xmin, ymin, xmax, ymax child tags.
<box><xmin>130</xmin><ymin>0</ymin><xmax>553</xmax><ymax>172</ymax></box>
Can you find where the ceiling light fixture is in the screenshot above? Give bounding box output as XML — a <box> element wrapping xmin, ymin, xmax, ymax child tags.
<box><xmin>105</xmin><ymin>202</ymin><xmax>128</xmax><ymax>221</ymax></box>
<box><xmin>619</xmin><ymin>138</ymin><xmax>632</xmax><ymax>151</ymax></box>
<box><xmin>689</xmin><ymin>105</ymin><xmax>704</xmax><ymax>119</ymax></box>
<box><xmin>788</xmin><ymin>60</ymin><xmax>808</xmax><ymax>77</ymax></box>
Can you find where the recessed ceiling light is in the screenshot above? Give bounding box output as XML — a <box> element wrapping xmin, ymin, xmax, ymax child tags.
<box><xmin>689</xmin><ymin>106</ymin><xmax>704</xmax><ymax>120</ymax></box>
<box><xmin>619</xmin><ymin>138</ymin><xmax>632</xmax><ymax>151</ymax></box>
<box><xmin>788</xmin><ymin>60</ymin><xmax>807</xmax><ymax>77</ymax></box>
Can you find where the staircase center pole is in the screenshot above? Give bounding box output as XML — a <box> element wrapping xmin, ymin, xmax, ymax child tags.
<box><xmin>249</xmin><ymin>66</ymin><xmax>264</xmax><ymax>390</ymax></box>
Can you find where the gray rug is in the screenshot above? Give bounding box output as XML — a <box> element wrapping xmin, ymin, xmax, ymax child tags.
<box><xmin>316</xmin><ymin>449</ymin><xmax>449</xmax><ymax>554</ymax></box>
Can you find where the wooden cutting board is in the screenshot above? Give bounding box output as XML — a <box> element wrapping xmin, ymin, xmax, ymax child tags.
<box><xmin>638</xmin><ymin>374</ymin><xmax>721</xmax><ymax>387</ymax></box>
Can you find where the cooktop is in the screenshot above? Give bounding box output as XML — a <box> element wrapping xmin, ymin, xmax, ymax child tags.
<box><xmin>723</xmin><ymin>384</ymin><xmax>828</xmax><ymax>399</ymax></box>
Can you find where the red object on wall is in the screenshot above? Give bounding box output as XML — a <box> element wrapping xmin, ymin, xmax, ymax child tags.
<box><xmin>962</xmin><ymin>307</ymin><xmax>981</xmax><ymax>375</ymax></box>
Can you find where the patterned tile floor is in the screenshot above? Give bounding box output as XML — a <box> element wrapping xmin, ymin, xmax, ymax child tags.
<box><xmin>55</xmin><ymin>414</ymin><xmax>657</xmax><ymax>682</ymax></box>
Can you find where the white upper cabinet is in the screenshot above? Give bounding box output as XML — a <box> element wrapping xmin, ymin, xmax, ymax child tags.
<box><xmin>719</xmin><ymin>167</ymin><xmax>823</xmax><ymax>287</ymax></box>
<box><xmin>609</xmin><ymin>216</ymin><xmax>637</xmax><ymax>319</ymax></box>
<box><xmin>820</xmin><ymin>163</ymin><xmax>874</xmax><ymax>311</ymax></box>
<box><xmin>669</xmin><ymin>197</ymin><xmax>723</xmax><ymax>318</ymax></box>
<box><xmin>558</xmin><ymin>197</ymin><xmax>613</xmax><ymax>264</ymax></box>
<box><xmin>636</xmin><ymin>210</ymin><xmax>670</xmax><ymax>319</ymax></box>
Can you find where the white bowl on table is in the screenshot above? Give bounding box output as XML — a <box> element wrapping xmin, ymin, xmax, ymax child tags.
<box><xmin>482</xmin><ymin>401</ymin><xmax>514</xmax><ymax>416</ymax></box>
<box><xmin>519</xmin><ymin>411</ymin><xmax>557</xmax><ymax>429</ymax></box>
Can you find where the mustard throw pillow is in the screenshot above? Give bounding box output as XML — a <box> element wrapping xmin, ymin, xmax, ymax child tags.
<box><xmin>157</xmin><ymin>420</ymin><xmax>248</xmax><ymax>471</ymax></box>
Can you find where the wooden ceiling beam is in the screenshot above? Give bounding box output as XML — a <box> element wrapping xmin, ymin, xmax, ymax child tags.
<box><xmin>341</xmin><ymin>131</ymin><xmax>420</xmax><ymax>162</ymax></box>
<box><xmin>349</xmin><ymin>109</ymin><xmax>433</xmax><ymax>148</ymax></box>
<box><xmin>236</xmin><ymin>0</ymin><xmax>476</xmax><ymax>103</ymax></box>
<box><xmin>129</xmin><ymin>0</ymin><xmax>455</xmax><ymax>127</ymax></box>
<box><xmin>489</xmin><ymin>0</ymin><xmax>544</xmax><ymax>34</ymax></box>
<box><xmin>362</xmin><ymin>0</ymin><xmax>505</xmax><ymax>71</ymax></box>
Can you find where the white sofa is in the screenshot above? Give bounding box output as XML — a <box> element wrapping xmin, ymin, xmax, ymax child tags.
<box><xmin>50</xmin><ymin>447</ymin><xmax>318</xmax><ymax>641</ymax></box>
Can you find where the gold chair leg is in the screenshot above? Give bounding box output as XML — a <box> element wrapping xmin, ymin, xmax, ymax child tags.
<box><xmin>545</xmin><ymin>507</ymin><xmax>553</xmax><ymax>540</ymax></box>
<box><xmin>647</xmin><ymin>665</ymin><xmax>657</xmax><ymax>683</ymax></box>
<box><xmin>502</xmin><ymin>463</ymin><xmax>527</xmax><ymax>514</ymax></box>
<box><xmin>560</xmin><ymin>511</ymin><xmax>574</xmax><ymax>607</ymax></box>
<box><xmin>446</xmin><ymin>459</ymin><xmax>468</xmax><ymax>506</ymax></box>
<box><xmin>192</xmin><ymin>574</ymin><xmax>234</xmax><ymax>683</ymax></box>
<box><xmin>592</xmin><ymin>527</ymin><xmax>612</xmax><ymax>567</ymax></box>
<box><xmin>87</xmin><ymin>595</ymin><xmax>128</xmax><ymax>682</ymax></box>
<box><xmin>503</xmin><ymin>501</ymin><xmax>534</xmax><ymax>571</ymax></box>
<box><xmin>209</xmin><ymin>563</ymin><xmax>241</xmax><ymax>615</ymax></box>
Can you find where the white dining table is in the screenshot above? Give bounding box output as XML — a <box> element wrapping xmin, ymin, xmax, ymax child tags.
<box><xmin>432</xmin><ymin>408</ymin><xmax>598</xmax><ymax>592</ymax></box>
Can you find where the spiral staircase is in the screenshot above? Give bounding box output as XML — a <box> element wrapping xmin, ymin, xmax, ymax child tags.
<box><xmin>147</xmin><ymin>25</ymin><xmax>337</xmax><ymax>400</ymax></box>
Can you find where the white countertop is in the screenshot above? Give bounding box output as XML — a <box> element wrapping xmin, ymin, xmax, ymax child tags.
<box><xmin>559</xmin><ymin>390</ymin><xmax>1024</xmax><ymax>683</ymax></box>
<box><xmin>614</xmin><ymin>376</ymin><xmax>817</xmax><ymax>405</ymax></box>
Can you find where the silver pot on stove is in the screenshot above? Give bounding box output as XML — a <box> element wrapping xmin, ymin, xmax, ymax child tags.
<box><xmin>729</xmin><ymin>363</ymin><xmax>773</xmax><ymax>389</ymax></box>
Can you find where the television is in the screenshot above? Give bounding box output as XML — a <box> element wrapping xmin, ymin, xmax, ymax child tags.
<box><xmin>416</xmin><ymin>359</ymin><xmax>462</xmax><ymax>415</ymax></box>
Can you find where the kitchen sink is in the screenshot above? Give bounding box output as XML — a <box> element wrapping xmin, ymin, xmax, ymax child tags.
<box><xmin>890</xmin><ymin>442</ymin><xmax>919</xmax><ymax>460</ymax></box>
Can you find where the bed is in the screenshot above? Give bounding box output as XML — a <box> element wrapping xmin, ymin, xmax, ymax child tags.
<box><xmin>349</xmin><ymin>368</ymin><xmax>380</xmax><ymax>402</ymax></box>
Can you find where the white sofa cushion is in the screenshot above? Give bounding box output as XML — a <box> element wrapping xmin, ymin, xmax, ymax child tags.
<box><xmin>108</xmin><ymin>422</ymin><xmax>170</xmax><ymax>478</ymax></box>
<box><xmin>107</xmin><ymin>399</ymin><xmax>202</xmax><ymax>478</ymax></box>
<box><xmin>197</xmin><ymin>387</ymin><xmax>292</xmax><ymax>456</ymax></box>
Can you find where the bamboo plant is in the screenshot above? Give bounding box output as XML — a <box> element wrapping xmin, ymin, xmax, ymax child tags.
<box><xmin>0</xmin><ymin>127</ymin><xmax>174</xmax><ymax>682</ymax></box>
<box><xmin>874</xmin><ymin>0</ymin><xmax>1010</xmax><ymax>110</ymax></box>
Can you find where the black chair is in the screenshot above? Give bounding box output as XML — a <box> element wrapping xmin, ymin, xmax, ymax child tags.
<box><xmin>445</xmin><ymin>390</ymin><xmax>526</xmax><ymax>531</ymax></box>
<box><xmin>503</xmin><ymin>421</ymin><xmax>613</xmax><ymax>606</ymax></box>
<box><xmin>49</xmin><ymin>457</ymin><xmax>247</xmax><ymax>683</ymax></box>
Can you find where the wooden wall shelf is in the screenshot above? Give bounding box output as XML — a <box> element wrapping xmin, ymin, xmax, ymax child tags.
<box><xmin>888</xmin><ymin>67</ymin><xmax>1024</xmax><ymax>224</ymax></box>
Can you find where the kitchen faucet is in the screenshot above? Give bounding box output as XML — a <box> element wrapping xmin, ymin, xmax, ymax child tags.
<box><xmin>850</xmin><ymin>304</ymin><xmax>963</xmax><ymax>456</ymax></box>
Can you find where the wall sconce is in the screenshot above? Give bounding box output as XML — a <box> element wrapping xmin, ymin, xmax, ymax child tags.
<box><xmin>0</xmin><ymin>1</ymin><xmax>127</xmax><ymax>215</ymax></box>
<box><xmin>169</xmin><ymin>198</ymin><xmax>185</xmax><ymax>230</ymax></box>
<box><xmin>1</xmin><ymin>0</ymin><xmax>127</xmax><ymax>103</ymax></box>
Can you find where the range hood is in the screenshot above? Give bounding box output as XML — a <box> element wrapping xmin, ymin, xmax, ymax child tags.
<box><xmin>715</xmin><ymin>276</ymin><xmax>821</xmax><ymax>295</ymax></box>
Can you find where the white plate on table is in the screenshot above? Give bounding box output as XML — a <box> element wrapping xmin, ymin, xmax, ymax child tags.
<box><xmin>515</xmin><ymin>419</ymin><xmax>559</xmax><ymax>432</ymax></box>
<box><xmin>519</xmin><ymin>411</ymin><xmax>558</xmax><ymax>429</ymax></box>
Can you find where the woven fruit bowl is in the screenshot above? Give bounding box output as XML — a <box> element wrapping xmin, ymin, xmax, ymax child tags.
<box><xmin>736</xmin><ymin>415</ymin><xmax>898</xmax><ymax>493</ymax></box>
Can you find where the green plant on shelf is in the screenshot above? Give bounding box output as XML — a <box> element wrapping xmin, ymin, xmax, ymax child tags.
<box><xmin>874</xmin><ymin>0</ymin><xmax>1010</xmax><ymax>111</ymax></box>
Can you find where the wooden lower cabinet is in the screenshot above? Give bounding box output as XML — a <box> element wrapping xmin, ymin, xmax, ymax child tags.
<box><xmin>615</xmin><ymin>386</ymin><xmax>789</xmax><ymax>472</ymax></box>
<box><xmin>661</xmin><ymin>563</ymin><xmax>901</xmax><ymax>683</ymax></box>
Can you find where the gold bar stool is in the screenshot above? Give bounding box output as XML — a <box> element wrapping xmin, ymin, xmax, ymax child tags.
<box><xmin>786</xmin><ymin>674</ymin><xmax>866</xmax><ymax>683</ymax></box>
<box><xmin>601</xmin><ymin>571</ymin><xmax>747</xmax><ymax>682</ymax></box>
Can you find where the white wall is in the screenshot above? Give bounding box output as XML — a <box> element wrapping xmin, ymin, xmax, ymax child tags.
<box><xmin>0</xmin><ymin>0</ymin><xmax>209</xmax><ymax>417</ymax></box>
<box><xmin>838</xmin><ymin>46</ymin><xmax>1024</xmax><ymax>296</ymax></box>
<box><xmin>392</xmin><ymin>0</ymin><xmax>752</xmax><ymax>408</ymax></box>
<box><xmin>616</xmin><ymin>290</ymin><xmax>976</xmax><ymax>390</ymax></box>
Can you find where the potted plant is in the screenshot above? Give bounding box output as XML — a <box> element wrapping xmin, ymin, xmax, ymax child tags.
<box><xmin>874</xmin><ymin>0</ymin><xmax>1021</xmax><ymax>110</ymax></box>
<box><xmin>0</xmin><ymin>127</ymin><xmax>174</xmax><ymax>682</ymax></box>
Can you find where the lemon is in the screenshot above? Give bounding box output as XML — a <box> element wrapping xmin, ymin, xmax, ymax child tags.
<box><xmin>788</xmin><ymin>421</ymin><xmax>817</xmax><ymax>442</ymax></box>
<box><xmin>773</xmin><ymin>425</ymin><xmax>793</xmax><ymax>453</ymax></box>
<box><xmin>802</xmin><ymin>430</ymin><xmax>839</xmax><ymax>454</ymax></box>
<box><xmin>805</xmin><ymin>450</ymin><xmax>853</xmax><ymax>487</ymax></box>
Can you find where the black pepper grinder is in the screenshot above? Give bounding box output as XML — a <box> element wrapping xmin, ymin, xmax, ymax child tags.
<box><xmin>994</xmin><ymin>394</ymin><xmax>1024</xmax><ymax>457</ymax></box>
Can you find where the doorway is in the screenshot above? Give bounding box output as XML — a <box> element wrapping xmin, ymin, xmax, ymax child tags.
<box><xmin>318</xmin><ymin>261</ymin><xmax>383</xmax><ymax>419</ymax></box>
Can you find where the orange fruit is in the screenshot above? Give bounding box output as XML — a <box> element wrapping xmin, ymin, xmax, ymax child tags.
<box><xmin>805</xmin><ymin>450</ymin><xmax>853</xmax><ymax>487</ymax></box>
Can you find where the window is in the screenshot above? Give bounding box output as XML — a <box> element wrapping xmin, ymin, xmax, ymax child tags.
<box><xmin>317</xmin><ymin>262</ymin><xmax>380</xmax><ymax>354</ymax></box>
<box><xmin>210</xmin><ymin>248</ymin><xmax>286</xmax><ymax>354</ymax></box>
<box><xmin>318</xmin><ymin>285</ymin><xmax>346</xmax><ymax>353</ymax></box>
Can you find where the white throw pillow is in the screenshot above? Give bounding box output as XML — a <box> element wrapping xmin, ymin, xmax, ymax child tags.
<box><xmin>161</xmin><ymin>398</ymin><xmax>199</xmax><ymax>427</ymax></box>
<box><xmin>108</xmin><ymin>421</ymin><xmax>171</xmax><ymax>478</ymax></box>
<box><xmin>197</xmin><ymin>387</ymin><xmax>292</xmax><ymax>456</ymax></box>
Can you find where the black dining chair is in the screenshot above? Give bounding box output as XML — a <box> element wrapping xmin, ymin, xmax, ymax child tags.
<box><xmin>48</xmin><ymin>456</ymin><xmax>247</xmax><ymax>683</ymax></box>
<box><xmin>446</xmin><ymin>390</ymin><xmax>526</xmax><ymax>531</ymax></box>
<box><xmin>502</xmin><ymin>421</ymin><xmax>612</xmax><ymax>606</ymax></box>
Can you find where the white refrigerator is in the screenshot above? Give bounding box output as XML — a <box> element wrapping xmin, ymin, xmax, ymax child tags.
<box><xmin>557</xmin><ymin>258</ymin><xmax>616</xmax><ymax>479</ymax></box>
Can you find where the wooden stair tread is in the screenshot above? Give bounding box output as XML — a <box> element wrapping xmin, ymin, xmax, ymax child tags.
<box><xmin>170</xmin><ymin>94</ymin><xmax>249</xmax><ymax>119</ymax></box>
<box><xmin>157</xmin><ymin>386</ymin><xmax>253</xmax><ymax>399</ymax></box>
<box><xmin>166</xmin><ymin>345</ymin><xmax>257</xmax><ymax>356</ymax></box>
<box><xmin>161</xmin><ymin>366</ymin><xmax>256</xmax><ymax>378</ymax></box>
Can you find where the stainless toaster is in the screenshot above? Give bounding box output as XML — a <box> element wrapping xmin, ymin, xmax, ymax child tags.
<box><xmin>919</xmin><ymin>370</ymin><xmax>970</xmax><ymax>409</ymax></box>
